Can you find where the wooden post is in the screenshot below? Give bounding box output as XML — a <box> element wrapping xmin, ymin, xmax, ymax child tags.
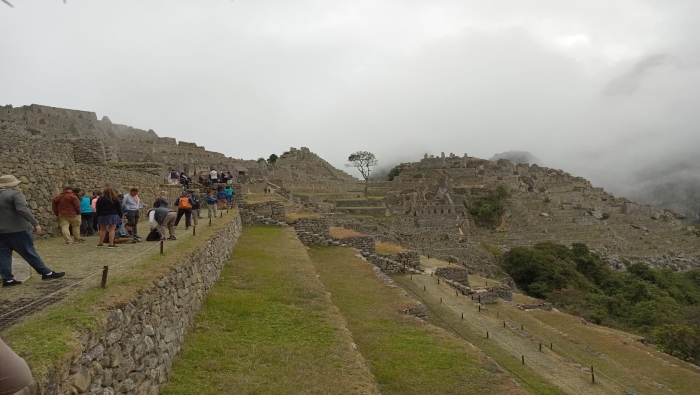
<box><xmin>550</xmin><ymin>342</ymin><xmax>553</xmax><ymax>350</ymax></box>
<box><xmin>209</xmin><ymin>217</ymin><xmax>212</xmax><ymax>226</ymax></box>
<box><xmin>437</xmin><ymin>278</ymin><xmax>440</xmax><ymax>284</ymax></box>
<box><xmin>220</xmin><ymin>211</ymin><xmax>223</xmax><ymax>218</ymax></box>
<box><xmin>193</xmin><ymin>226</ymin><xmax>196</xmax><ymax>236</ymax></box>
<box><xmin>423</xmin><ymin>285</ymin><xmax>426</xmax><ymax>291</ymax></box>
<box><xmin>440</xmin><ymin>297</ymin><xmax>442</xmax><ymax>303</ymax></box>
<box><xmin>160</xmin><ymin>239</ymin><xmax>164</xmax><ymax>255</ymax></box>
<box><xmin>461</xmin><ymin>312</ymin><xmax>464</xmax><ymax>319</ymax></box>
<box><xmin>539</xmin><ymin>343</ymin><xmax>542</xmax><ymax>352</ymax></box>
<box><xmin>504</xmin><ymin>321</ymin><xmax>506</xmax><ymax>328</ymax></box>
<box><xmin>478</xmin><ymin>305</ymin><xmax>481</xmax><ymax>312</ymax></box>
<box><xmin>486</xmin><ymin>331</ymin><xmax>489</xmax><ymax>339</ymax></box>
<box><xmin>100</xmin><ymin>266</ymin><xmax>109</xmax><ymax>288</ymax></box>
<box><xmin>591</xmin><ymin>366</ymin><xmax>595</xmax><ymax>383</ymax></box>
<box><xmin>485</xmin><ymin>280</ymin><xmax>488</xmax><ymax>286</ymax></box>
<box><xmin>478</xmin><ymin>294</ymin><xmax>481</xmax><ymax>303</ymax></box>
<box><xmin>521</xmin><ymin>355</ymin><xmax>525</xmax><ymax>364</ymax></box>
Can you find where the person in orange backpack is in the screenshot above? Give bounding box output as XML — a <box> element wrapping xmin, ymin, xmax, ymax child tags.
<box><xmin>173</xmin><ymin>191</ymin><xmax>194</xmax><ymax>230</ymax></box>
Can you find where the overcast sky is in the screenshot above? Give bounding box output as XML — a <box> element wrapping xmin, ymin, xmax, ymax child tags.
<box><xmin>1</xmin><ymin>0</ymin><xmax>699</xmax><ymax>203</ymax></box>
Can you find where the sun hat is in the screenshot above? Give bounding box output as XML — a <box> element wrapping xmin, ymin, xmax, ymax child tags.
<box><xmin>0</xmin><ymin>175</ymin><xmax>21</xmax><ymax>189</ymax></box>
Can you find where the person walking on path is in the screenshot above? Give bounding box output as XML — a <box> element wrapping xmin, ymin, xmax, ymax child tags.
<box><xmin>0</xmin><ymin>336</ymin><xmax>33</xmax><ymax>395</ymax></box>
<box><xmin>205</xmin><ymin>190</ymin><xmax>218</xmax><ymax>218</ymax></box>
<box><xmin>148</xmin><ymin>207</ymin><xmax>177</xmax><ymax>240</ymax></box>
<box><xmin>122</xmin><ymin>188</ymin><xmax>145</xmax><ymax>236</ymax></box>
<box><xmin>78</xmin><ymin>190</ymin><xmax>94</xmax><ymax>237</ymax></box>
<box><xmin>173</xmin><ymin>192</ymin><xmax>194</xmax><ymax>229</ymax></box>
<box><xmin>0</xmin><ymin>174</ymin><xmax>65</xmax><ymax>286</ymax></box>
<box><xmin>95</xmin><ymin>187</ymin><xmax>123</xmax><ymax>249</ymax></box>
<box><xmin>51</xmin><ymin>185</ymin><xmax>83</xmax><ymax>245</ymax></box>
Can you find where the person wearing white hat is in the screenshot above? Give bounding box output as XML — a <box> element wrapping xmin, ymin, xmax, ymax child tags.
<box><xmin>0</xmin><ymin>174</ymin><xmax>65</xmax><ymax>287</ymax></box>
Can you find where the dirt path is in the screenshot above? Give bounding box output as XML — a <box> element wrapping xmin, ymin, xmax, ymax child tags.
<box><xmin>404</xmin><ymin>271</ymin><xmax>620</xmax><ymax>395</ymax></box>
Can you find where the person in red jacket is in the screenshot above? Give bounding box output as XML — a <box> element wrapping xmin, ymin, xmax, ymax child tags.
<box><xmin>51</xmin><ymin>185</ymin><xmax>83</xmax><ymax>245</ymax></box>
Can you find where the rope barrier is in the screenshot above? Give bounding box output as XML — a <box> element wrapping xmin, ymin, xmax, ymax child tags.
<box><xmin>392</xmin><ymin>276</ymin><xmax>622</xmax><ymax>395</ymax></box>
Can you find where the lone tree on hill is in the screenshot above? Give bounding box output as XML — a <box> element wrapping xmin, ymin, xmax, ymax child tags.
<box><xmin>267</xmin><ymin>154</ymin><xmax>278</xmax><ymax>165</ymax></box>
<box><xmin>346</xmin><ymin>151</ymin><xmax>377</xmax><ymax>197</ymax></box>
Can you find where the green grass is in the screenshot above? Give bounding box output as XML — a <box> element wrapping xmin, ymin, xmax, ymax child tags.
<box><xmin>162</xmin><ymin>227</ymin><xmax>378</xmax><ymax>395</ymax></box>
<box><xmin>308</xmin><ymin>247</ymin><xmax>528</xmax><ymax>395</ymax></box>
<box><xmin>1</xmin><ymin>210</ymin><xmax>240</xmax><ymax>380</ymax></box>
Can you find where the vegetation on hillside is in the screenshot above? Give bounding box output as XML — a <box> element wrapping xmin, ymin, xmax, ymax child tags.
<box><xmin>468</xmin><ymin>185</ymin><xmax>509</xmax><ymax>227</ymax></box>
<box><xmin>387</xmin><ymin>165</ymin><xmax>401</xmax><ymax>181</ymax></box>
<box><xmin>501</xmin><ymin>242</ymin><xmax>700</xmax><ymax>364</ymax></box>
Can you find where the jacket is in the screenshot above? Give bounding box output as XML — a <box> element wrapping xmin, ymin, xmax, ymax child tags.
<box><xmin>96</xmin><ymin>196</ymin><xmax>123</xmax><ymax>218</ymax></box>
<box><xmin>51</xmin><ymin>191</ymin><xmax>81</xmax><ymax>217</ymax></box>
<box><xmin>0</xmin><ymin>190</ymin><xmax>38</xmax><ymax>233</ymax></box>
<box><xmin>80</xmin><ymin>196</ymin><xmax>93</xmax><ymax>214</ymax></box>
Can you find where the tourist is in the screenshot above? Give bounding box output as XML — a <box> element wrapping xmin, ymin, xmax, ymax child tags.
<box><xmin>187</xmin><ymin>190</ymin><xmax>199</xmax><ymax>227</ymax></box>
<box><xmin>96</xmin><ymin>187</ymin><xmax>123</xmax><ymax>248</ymax></box>
<box><xmin>169</xmin><ymin>169</ymin><xmax>180</xmax><ymax>185</ymax></box>
<box><xmin>90</xmin><ymin>190</ymin><xmax>102</xmax><ymax>234</ymax></box>
<box><xmin>0</xmin><ymin>337</ymin><xmax>33</xmax><ymax>395</ymax></box>
<box><xmin>224</xmin><ymin>185</ymin><xmax>234</xmax><ymax>205</ymax></box>
<box><xmin>173</xmin><ymin>191</ymin><xmax>194</xmax><ymax>229</ymax></box>
<box><xmin>148</xmin><ymin>207</ymin><xmax>177</xmax><ymax>240</ymax></box>
<box><xmin>205</xmin><ymin>190</ymin><xmax>218</xmax><ymax>218</ymax></box>
<box><xmin>192</xmin><ymin>189</ymin><xmax>203</xmax><ymax>219</ymax></box>
<box><xmin>153</xmin><ymin>190</ymin><xmax>169</xmax><ymax>208</ymax></box>
<box><xmin>0</xmin><ymin>174</ymin><xmax>65</xmax><ymax>286</ymax></box>
<box><xmin>122</xmin><ymin>187</ymin><xmax>145</xmax><ymax>236</ymax></box>
<box><xmin>78</xmin><ymin>189</ymin><xmax>94</xmax><ymax>237</ymax></box>
<box><xmin>216</xmin><ymin>186</ymin><xmax>228</xmax><ymax>209</ymax></box>
<box><xmin>209</xmin><ymin>168</ymin><xmax>218</xmax><ymax>184</ymax></box>
<box><xmin>51</xmin><ymin>185</ymin><xmax>83</xmax><ymax>244</ymax></box>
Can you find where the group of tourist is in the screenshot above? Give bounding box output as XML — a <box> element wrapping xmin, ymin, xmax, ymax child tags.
<box><xmin>0</xmin><ymin>169</ymin><xmax>239</xmax><ymax>289</ymax></box>
<box><xmin>168</xmin><ymin>168</ymin><xmax>235</xmax><ymax>190</ymax></box>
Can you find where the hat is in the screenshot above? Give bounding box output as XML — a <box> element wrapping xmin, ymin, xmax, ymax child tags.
<box><xmin>0</xmin><ymin>175</ymin><xmax>21</xmax><ymax>189</ymax></box>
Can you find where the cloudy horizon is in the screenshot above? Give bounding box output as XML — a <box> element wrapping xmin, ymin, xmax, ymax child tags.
<box><xmin>2</xmin><ymin>0</ymin><xmax>699</xmax><ymax>214</ymax></box>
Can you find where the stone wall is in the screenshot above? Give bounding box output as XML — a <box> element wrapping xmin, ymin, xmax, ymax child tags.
<box><xmin>336</xmin><ymin>236</ymin><xmax>375</xmax><ymax>253</ymax></box>
<box><xmin>20</xmin><ymin>214</ymin><xmax>243</xmax><ymax>395</ymax></box>
<box><xmin>240</xmin><ymin>201</ymin><xmax>287</xmax><ymax>227</ymax></box>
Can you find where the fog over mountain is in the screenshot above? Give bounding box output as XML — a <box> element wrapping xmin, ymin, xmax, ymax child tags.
<box><xmin>1</xmin><ymin>0</ymin><xmax>699</xmax><ymax>218</ymax></box>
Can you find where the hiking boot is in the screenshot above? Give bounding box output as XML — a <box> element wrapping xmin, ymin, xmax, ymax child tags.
<box><xmin>42</xmin><ymin>272</ymin><xmax>65</xmax><ymax>280</ymax></box>
<box><xmin>2</xmin><ymin>279</ymin><xmax>22</xmax><ymax>287</ymax></box>
<box><xmin>97</xmin><ymin>243</ymin><xmax>104</xmax><ymax>247</ymax></box>
<box><xmin>107</xmin><ymin>244</ymin><xmax>118</xmax><ymax>249</ymax></box>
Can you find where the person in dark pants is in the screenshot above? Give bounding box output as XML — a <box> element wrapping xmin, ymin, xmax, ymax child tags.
<box><xmin>78</xmin><ymin>190</ymin><xmax>94</xmax><ymax>237</ymax></box>
<box><xmin>173</xmin><ymin>192</ymin><xmax>194</xmax><ymax>230</ymax></box>
<box><xmin>91</xmin><ymin>190</ymin><xmax>102</xmax><ymax>233</ymax></box>
<box><xmin>0</xmin><ymin>174</ymin><xmax>65</xmax><ymax>286</ymax></box>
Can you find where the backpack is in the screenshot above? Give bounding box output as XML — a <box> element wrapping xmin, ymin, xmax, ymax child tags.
<box><xmin>177</xmin><ymin>196</ymin><xmax>192</xmax><ymax>210</ymax></box>
<box><xmin>146</xmin><ymin>228</ymin><xmax>161</xmax><ymax>241</ymax></box>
